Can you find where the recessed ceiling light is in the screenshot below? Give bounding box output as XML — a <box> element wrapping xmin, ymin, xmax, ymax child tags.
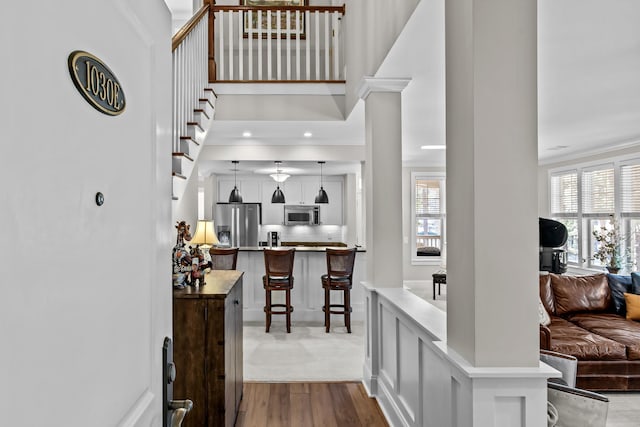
<box><xmin>242</xmin><ymin>131</ymin><xmax>252</xmax><ymax>138</ymax></box>
<box><xmin>304</xmin><ymin>131</ymin><xmax>313</xmax><ymax>138</ymax></box>
<box><xmin>420</xmin><ymin>145</ymin><xmax>446</xmax><ymax>150</ymax></box>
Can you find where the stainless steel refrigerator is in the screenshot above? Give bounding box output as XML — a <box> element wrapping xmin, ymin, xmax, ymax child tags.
<box><xmin>215</xmin><ymin>203</ymin><xmax>262</xmax><ymax>247</ymax></box>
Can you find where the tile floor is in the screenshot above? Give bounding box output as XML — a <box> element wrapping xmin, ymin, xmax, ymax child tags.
<box><xmin>244</xmin><ymin>321</ymin><xmax>364</xmax><ymax>382</ymax></box>
<box><xmin>243</xmin><ymin>283</ymin><xmax>640</xmax><ymax>426</ymax></box>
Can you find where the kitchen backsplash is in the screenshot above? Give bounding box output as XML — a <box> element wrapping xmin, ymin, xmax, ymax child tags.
<box><xmin>260</xmin><ymin>224</ymin><xmax>345</xmax><ymax>243</ymax></box>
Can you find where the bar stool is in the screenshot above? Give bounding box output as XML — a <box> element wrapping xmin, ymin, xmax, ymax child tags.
<box><xmin>209</xmin><ymin>247</ymin><xmax>239</xmax><ymax>270</ymax></box>
<box><xmin>322</xmin><ymin>248</ymin><xmax>357</xmax><ymax>333</ymax></box>
<box><xmin>263</xmin><ymin>248</ymin><xmax>295</xmax><ymax>333</ymax></box>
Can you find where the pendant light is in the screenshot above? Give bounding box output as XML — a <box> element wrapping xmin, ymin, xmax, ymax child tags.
<box><xmin>271</xmin><ymin>161</ymin><xmax>286</xmax><ymax>204</ymax></box>
<box><xmin>228</xmin><ymin>160</ymin><xmax>243</xmax><ymax>203</ymax></box>
<box><xmin>314</xmin><ymin>161</ymin><xmax>329</xmax><ymax>204</ymax></box>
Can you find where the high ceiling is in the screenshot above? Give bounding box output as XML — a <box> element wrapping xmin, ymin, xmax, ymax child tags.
<box><xmin>171</xmin><ymin>0</ymin><xmax>640</xmax><ymax>175</ymax></box>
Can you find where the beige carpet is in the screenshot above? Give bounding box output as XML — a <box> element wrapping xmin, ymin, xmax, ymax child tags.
<box><xmin>243</xmin><ymin>321</ymin><xmax>364</xmax><ymax>381</ymax></box>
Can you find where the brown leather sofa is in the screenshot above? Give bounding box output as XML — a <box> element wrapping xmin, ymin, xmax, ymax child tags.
<box><xmin>539</xmin><ymin>273</ymin><xmax>640</xmax><ymax>391</ymax></box>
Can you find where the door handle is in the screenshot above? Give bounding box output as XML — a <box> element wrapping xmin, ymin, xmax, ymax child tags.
<box><xmin>169</xmin><ymin>400</ymin><xmax>193</xmax><ymax>427</ymax></box>
<box><xmin>163</xmin><ymin>337</ymin><xmax>194</xmax><ymax>427</ymax></box>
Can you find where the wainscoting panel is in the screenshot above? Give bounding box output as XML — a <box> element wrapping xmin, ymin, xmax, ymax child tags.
<box><xmin>364</xmin><ymin>287</ymin><xmax>555</xmax><ymax>427</ymax></box>
<box><xmin>421</xmin><ymin>338</ymin><xmax>451</xmax><ymax>427</ymax></box>
<box><xmin>397</xmin><ymin>320</ymin><xmax>418</xmax><ymax>424</ymax></box>
<box><xmin>379</xmin><ymin>304</ymin><xmax>398</xmax><ymax>390</ymax></box>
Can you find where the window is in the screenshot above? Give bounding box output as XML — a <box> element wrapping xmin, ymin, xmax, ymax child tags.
<box><xmin>549</xmin><ymin>157</ymin><xmax>640</xmax><ymax>272</ymax></box>
<box><xmin>411</xmin><ymin>173</ymin><xmax>445</xmax><ymax>265</ymax></box>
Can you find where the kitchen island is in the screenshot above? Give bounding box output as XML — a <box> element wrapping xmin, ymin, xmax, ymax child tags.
<box><xmin>235</xmin><ymin>246</ymin><xmax>366</xmax><ymax>323</ymax></box>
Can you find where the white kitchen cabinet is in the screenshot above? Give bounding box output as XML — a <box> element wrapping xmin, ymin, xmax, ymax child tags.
<box><xmin>218</xmin><ymin>179</ymin><xmax>261</xmax><ymax>203</ymax></box>
<box><xmin>320</xmin><ymin>180</ymin><xmax>343</xmax><ymax>225</ymax></box>
<box><xmin>218</xmin><ymin>180</ymin><xmax>236</xmax><ymax>202</ymax></box>
<box><xmin>261</xmin><ymin>184</ymin><xmax>285</xmax><ymax>225</ymax></box>
<box><xmin>302</xmin><ymin>180</ymin><xmax>321</xmax><ymax>204</ymax></box>
<box><xmin>281</xmin><ymin>179</ymin><xmax>303</xmax><ymax>204</ymax></box>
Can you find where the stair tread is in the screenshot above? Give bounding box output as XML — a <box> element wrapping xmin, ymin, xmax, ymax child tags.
<box><xmin>187</xmin><ymin>121</ymin><xmax>205</xmax><ymax>132</ymax></box>
<box><xmin>172</xmin><ymin>172</ymin><xmax>187</xmax><ymax>180</ymax></box>
<box><xmin>199</xmin><ymin>98</ymin><xmax>215</xmax><ymax>109</ymax></box>
<box><xmin>194</xmin><ymin>108</ymin><xmax>210</xmax><ymax>119</ymax></box>
<box><xmin>172</xmin><ymin>152</ymin><xmax>194</xmax><ymax>162</ymax></box>
<box><xmin>179</xmin><ymin>136</ymin><xmax>200</xmax><ymax>146</ymax></box>
<box><xmin>204</xmin><ymin>88</ymin><xmax>218</xmax><ymax>98</ymax></box>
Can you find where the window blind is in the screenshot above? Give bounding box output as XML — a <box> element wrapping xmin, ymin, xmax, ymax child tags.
<box><xmin>416</xmin><ymin>179</ymin><xmax>441</xmax><ymax>216</ymax></box>
<box><xmin>621</xmin><ymin>163</ymin><xmax>640</xmax><ymax>214</ymax></box>
<box><xmin>550</xmin><ymin>171</ymin><xmax>577</xmax><ymax>214</ymax></box>
<box><xmin>582</xmin><ymin>167</ymin><xmax>614</xmax><ymax>214</ymax></box>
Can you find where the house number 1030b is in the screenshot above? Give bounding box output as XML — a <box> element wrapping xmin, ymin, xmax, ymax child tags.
<box><xmin>68</xmin><ymin>50</ymin><xmax>127</xmax><ymax>116</ymax></box>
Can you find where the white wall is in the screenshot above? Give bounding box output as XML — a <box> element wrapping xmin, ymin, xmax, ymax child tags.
<box><xmin>173</xmin><ymin>164</ymin><xmax>200</xmax><ymax>233</ymax></box>
<box><xmin>344</xmin><ymin>0</ymin><xmax>420</xmax><ymax>116</ymax></box>
<box><xmin>2</xmin><ymin>0</ymin><xmax>173</xmax><ymax>424</ymax></box>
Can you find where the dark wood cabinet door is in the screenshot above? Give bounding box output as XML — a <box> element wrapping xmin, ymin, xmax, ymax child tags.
<box><xmin>173</xmin><ymin>299</ymin><xmax>207</xmax><ymax>427</ymax></box>
<box><xmin>234</xmin><ymin>278</ymin><xmax>244</xmax><ymax>413</ymax></box>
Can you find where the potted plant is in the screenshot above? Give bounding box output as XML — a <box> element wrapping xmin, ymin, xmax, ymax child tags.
<box><xmin>592</xmin><ymin>215</ymin><xmax>622</xmax><ymax>273</ymax></box>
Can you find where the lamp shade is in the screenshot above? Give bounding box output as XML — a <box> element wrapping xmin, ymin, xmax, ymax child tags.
<box><xmin>271</xmin><ymin>186</ymin><xmax>286</xmax><ymax>203</ymax></box>
<box><xmin>315</xmin><ymin>187</ymin><xmax>329</xmax><ymax>204</ymax></box>
<box><xmin>229</xmin><ymin>186</ymin><xmax>243</xmax><ymax>203</ymax></box>
<box><xmin>229</xmin><ymin>161</ymin><xmax>243</xmax><ymax>203</ymax></box>
<box><xmin>190</xmin><ymin>220</ymin><xmax>220</xmax><ymax>247</ymax></box>
<box><xmin>315</xmin><ymin>161</ymin><xmax>329</xmax><ymax>203</ymax></box>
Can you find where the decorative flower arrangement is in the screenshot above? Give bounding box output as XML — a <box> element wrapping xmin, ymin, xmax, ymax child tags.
<box><xmin>592</xmin><ymin>215</ymin><xmax>622</xmax><ymax>272</ymax></box>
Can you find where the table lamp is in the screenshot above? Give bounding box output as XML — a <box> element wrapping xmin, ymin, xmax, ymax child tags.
<box><xmin>190</xmin><ymin>220</ymin><xmax>220</xmax><ymax>253</ymax></box>
<box><xmin>190</xmin><ymin>220</ymin><xmax>220</xmax><ymax>286</ymax></box>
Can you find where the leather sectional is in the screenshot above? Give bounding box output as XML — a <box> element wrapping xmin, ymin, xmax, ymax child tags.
<box><xmin>539</xmin><ymin>272</ymin><xmax>640</xmax><ymax>391</ymax></box>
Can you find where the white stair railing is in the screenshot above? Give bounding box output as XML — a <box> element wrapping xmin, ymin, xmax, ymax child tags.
<box><xmin>171</xmin><ymin>5</ymin><xmax>214</xmax><ymax>201</ymax></box>
<box><xmin>173</xmin><ymin>5</ymin><xmax>210</xmax><ymax>153</ymax></box>
<box><xmin>212</xmin><ymin>5</ymin><xmax>345</xmax><ymax>82</ymax></box>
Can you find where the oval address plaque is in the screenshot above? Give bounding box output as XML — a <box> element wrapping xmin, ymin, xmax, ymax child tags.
<box><xmin>68</xmin><ymin>50</ymin><xmax>126</xmax><ymax>116</ymax></box>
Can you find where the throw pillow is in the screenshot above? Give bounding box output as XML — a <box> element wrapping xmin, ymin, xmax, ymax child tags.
<box><xmin>625</xmin><ymin>293</ymin><xmax>640</xmax><ymax>321</ymax></box>
<box><xmin>538</xmin><ymin>296</ymin><xmax>551</xmax><ymax>326</ymax></box>
<box><xmin>632</xmin><ymin>272</ymin><xmax>640</xmax><ymax>294</ymax></box>
<box><xmin>607</xmin><ymin>274</ymin><xmax>632</xmax><ymax>315</ymax></box>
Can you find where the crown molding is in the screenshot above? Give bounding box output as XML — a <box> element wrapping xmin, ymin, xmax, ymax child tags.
<box><xmin>357</xmin><ymin>77</ymin><xmax>411</xmax><ymax>100</ymax></box>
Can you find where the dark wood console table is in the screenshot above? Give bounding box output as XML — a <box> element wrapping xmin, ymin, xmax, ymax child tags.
<box><xmin>173</xmin><ymin>270</ymin><xmax>244</xmax><ymax>427</ymax></box>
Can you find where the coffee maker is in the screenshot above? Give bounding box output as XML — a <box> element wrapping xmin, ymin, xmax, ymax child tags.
<box><xmin>268</xmin><ymin>231</ymin><xmax>280</xmax><ymax>247</ymax></box>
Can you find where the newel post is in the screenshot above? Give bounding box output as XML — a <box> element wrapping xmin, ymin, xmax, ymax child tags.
<box><xmin>207</xmin><ymin>0</ymin><xmax>217</xmax><ymax>82</ymax></box>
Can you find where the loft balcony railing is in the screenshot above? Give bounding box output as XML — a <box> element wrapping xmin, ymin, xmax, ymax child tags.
<box><xmin>209</xmin><ymin>3</ymin><xmax>345</xmax><ymax>82</ymax></box>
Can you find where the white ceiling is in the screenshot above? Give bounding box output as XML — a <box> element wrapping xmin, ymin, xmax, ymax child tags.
<box><xmin>198</xmin><ymin>160</ymin><xmax>361</xmax><ymax>177</ymax></box>
<box><xmin>170</xmin><ymin>0</ymin><xmax>640</xmax><ymax>175</ymax></box>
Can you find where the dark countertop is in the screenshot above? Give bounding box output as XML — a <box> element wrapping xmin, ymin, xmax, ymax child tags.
<box><xmin>173</xmin><ymin>270</ymin><xmax>243</xmax><ymax>299</ymax></box>
<box><xmin>238</xmin><ymin>246</ymin><xmax>366</xmax><ymax>252</ymax></box>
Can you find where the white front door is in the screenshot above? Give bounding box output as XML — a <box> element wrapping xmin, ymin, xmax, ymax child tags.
<box><xmin>0</xmin><ymin>1</ymin><xmax>173</xmax><ymax>426</ymax></box>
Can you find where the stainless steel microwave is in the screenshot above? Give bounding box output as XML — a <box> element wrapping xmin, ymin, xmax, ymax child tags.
<box><xmin>284</xmin><ymin>205</ymin><xmax>320</xmax><ymax>225</ymax></box>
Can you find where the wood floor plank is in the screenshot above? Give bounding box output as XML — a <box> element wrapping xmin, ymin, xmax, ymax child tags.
<box><xmin>267</xmin><ymin>383</ymin><xmax>290</xmax><ymax>427</ymax></box>
<box><xmin>242</xmin><ymin>383</ymin><xmax>270</xmax><ymax>427</ymax></box>
<box><xmin>309</xmin><ymin>383</ymin><xmax>339</xmax><ymax>427</ymax></box>
<box><xmin>290</xmin><ymin>391</ymin><xmax>314</xmax><ymax>426</ymax></box>
<box><xmin>238</xmin><ymin>382</ymin><xmax>387</xmax><ymax>427</ymax></box>
<box><xmin>329</xmin><ymin>382</ymin><xmax>362</xmax><ymax>427</ymax></box>
<box><xmin>290</xmin><ymin>382</ymin><xmax>310</xmax><ymax>394</ymax></box>
<box><xmin>346</xmin><ymin>382</ymin><xmax>390</xmax><ymax>427</ymax></box>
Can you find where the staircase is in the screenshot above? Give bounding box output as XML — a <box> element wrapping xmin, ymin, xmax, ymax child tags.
<box><xmin>171</xmin><ymin>5</ymin><xmax>216</xmax><ymax>202</ymax></box>
<box><xmin>171</xmin><ymin>87</ymin><xmax>216</xmax><ymax>201</ymax></box>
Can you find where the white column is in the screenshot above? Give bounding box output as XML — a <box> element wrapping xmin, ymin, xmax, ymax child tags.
<box><xmin>358</xmin><ymin>78</ymin><xmax>410</xmax><ymax>289</ymax></box>
<box><xmin>446</xmin><ymin>0</ymin><xmax>545</xmax><ymax>424</ymax></box>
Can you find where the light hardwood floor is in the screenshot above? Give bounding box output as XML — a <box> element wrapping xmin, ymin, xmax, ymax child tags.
<box><xmin>236</xmin><ymin>382</ymin><xmax>389</xmax><ymax>427</ymax></box>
